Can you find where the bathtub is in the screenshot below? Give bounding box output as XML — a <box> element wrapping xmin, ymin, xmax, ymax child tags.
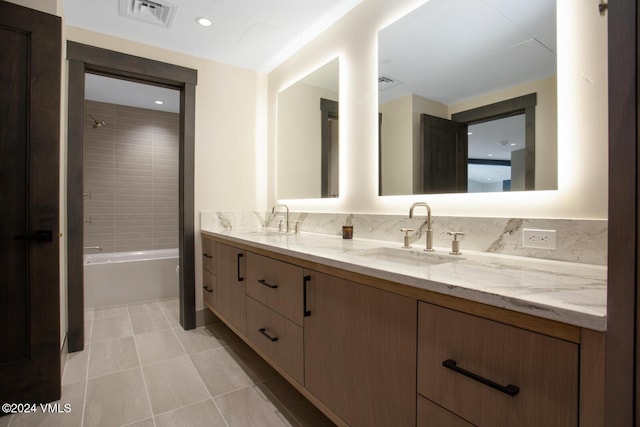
<box><xmin>84</xmin><ymin>248</ymin><xmax>179</xmax><ymax>308</ymax></box>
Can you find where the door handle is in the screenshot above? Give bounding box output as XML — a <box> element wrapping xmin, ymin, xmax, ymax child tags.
<box><xmin>14</xmin><ymin>229</ymin><xmax>53</xmax><ymax>242</ymax></box>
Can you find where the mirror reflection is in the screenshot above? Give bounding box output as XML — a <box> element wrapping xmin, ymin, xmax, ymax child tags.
<box><xmin>277</xmin><ymin>58</ymin><xmax>339</xmax><ymax>199</ymax></box>
<box><xmin>378</xmin><ymin>0</ymin><xmax>557</xmax><ymax>195</ymax></box>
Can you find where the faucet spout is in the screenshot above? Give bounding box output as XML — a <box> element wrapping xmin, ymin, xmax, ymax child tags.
<box><xmin>271</xmin><ymin>204</ymin><xmax>290</xmax><ymax>233</ymax></box>
<box><xmin>409</xmin><ymin>202</ymin><xmax>434</xmax><ymax>252</ymax></box>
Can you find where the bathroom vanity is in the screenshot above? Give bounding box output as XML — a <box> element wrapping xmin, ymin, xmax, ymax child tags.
<box><xmin>200</xmin><ymin>229</ymin><xmax>606</xmax><ymax>427</ymax></box>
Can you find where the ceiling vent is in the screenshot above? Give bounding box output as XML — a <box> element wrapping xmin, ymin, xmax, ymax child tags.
<box><xmin>378</xmin><ymin>76</ymin><xmax>400</xmax><ymax>91</ymax></box>
<box><xmin>118</xmin><ymin>0</ymin><xmax>177</xmax><ymax>29</ymax></box>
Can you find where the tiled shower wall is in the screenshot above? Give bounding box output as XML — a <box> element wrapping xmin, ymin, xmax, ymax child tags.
<box><xmin>83</xmin><ymin>100</ymin><xmax>179</xmax><ymax>253</ymax></box>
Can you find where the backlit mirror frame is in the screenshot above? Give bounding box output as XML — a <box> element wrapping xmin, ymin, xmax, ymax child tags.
<box><xmin>277</xmin><ymin>58</ymin><xmax>340</xmax><ymax>199</ymax></box>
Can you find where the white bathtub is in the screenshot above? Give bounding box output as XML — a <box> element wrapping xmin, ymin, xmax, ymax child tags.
<box><xmin>84</xmin><ymin>248</ymin><xmax>179</xmax><ymax>308</ymax></box>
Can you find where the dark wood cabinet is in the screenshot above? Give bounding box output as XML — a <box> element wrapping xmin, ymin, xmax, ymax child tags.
<box><xmin>303</xmin><ymin>270</ymin><xmax>417</xmax><ymax>427</ymax></box>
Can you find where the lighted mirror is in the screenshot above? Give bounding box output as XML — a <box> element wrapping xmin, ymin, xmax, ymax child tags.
<box><xmin>277</xmin><ymin>58</ymin><xmax>339</xmax><ymax>199</ymax></box>
<box><xmin>378</xmin><ymin>0</ymin><xmax>557</xmax><ymax>195</ymax></box>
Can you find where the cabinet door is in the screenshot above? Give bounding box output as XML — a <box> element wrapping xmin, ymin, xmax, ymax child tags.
<box><xmin>304</xmin><ymin>270</ymin><xmax>417</xmax><ymax>427</ymax></box>
<box><xmin>216</xmin><ymin>243</ymin><xmax>246</xmax><ymax>334</ymax></box>
<box><xmin>418</xmin><ymin>302</ymin><xmax>578</xmax><ymax>427</ymax></box>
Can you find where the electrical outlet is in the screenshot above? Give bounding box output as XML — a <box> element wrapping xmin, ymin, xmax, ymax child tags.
<box><xmin>522</xmin><ymin>229</ymin><xmax>557</xmax><ymax>250</ymax></box>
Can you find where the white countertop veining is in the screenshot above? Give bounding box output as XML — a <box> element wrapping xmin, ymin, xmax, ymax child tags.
<box><xmin>203</xmin><ymin>229</ymin><xmax>607</xmax><ymax>331</ymax></box>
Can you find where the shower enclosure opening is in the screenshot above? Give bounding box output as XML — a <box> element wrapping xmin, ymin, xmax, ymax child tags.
<box><xmin>83</xmin><ymin>73</ymin><xmax>181</xmax><ymax>308</ymax></box>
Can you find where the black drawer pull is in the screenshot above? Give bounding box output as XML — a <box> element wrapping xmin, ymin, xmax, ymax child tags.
<box><xmin>442</xmin><ymin>359</ymin><xmax>520</xmax><ymax>397</ymax></box>
<box><xmin>303</xmin><ymin>275</ymin><xmax>311</xmax><ymax>317</ymax></box>
<box><xmin>202</xmin><ymin>285</ymin><xmax>213</xmax><ymax>293</ymax></box>
<box><xmin>237</xmin><ymin>253</ymin><xmax>244</xmax><ymax>282</ymax></box>
<box><xmin>258</xmin><ymin>279</ymin><xmax>278</xmax><ymax>289</ymax></box>
<box><xmin>202</xmin><ymin>253</ymin><xmax>213</xmax><ymax>259</ymax></box>
<box><xmin>258</xmin><ymin>328</ymin><xmax>278</xmax><ymax>342</ymax></box>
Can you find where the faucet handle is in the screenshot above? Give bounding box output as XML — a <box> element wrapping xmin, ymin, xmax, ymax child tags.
<box><xmin>400</xmin><ymin>228</ymin><xmax>414</xmax><ymax>249</ymax></box>
<box><xmin>447</xmin><ymin>231</ymin><xmax>465</xmax><ymax>255</ymax></box>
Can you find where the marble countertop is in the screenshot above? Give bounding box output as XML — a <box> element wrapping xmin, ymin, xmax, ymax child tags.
<box><xmin>203</xmin><ymin>229</ymin><xmax>607</xmax><ymax>331</ymax></box>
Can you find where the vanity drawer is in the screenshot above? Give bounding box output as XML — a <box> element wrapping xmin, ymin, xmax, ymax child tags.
<box><xmin>202</xmin><ymin>269</ymin><xmax>216</xmax><ymax>308</ymax></box>
<box><xmin>417</xmin><ymin>302</ymin><xmax>578</xmax><ymax>427</ymax></box>
<box><xmin>246</xmin><ymin>253</ymin><xmax>304</xmax><ymax>326</ymax></box>
<box><xmin>202</xmin><ymin>237</ymin><xmax>216</xmax><ymax>274</ymax></box>
<box><xmin>246</xmin><ymin>296</ymin><xmax>303</xmax><ymax>384</ymax></box>
<box><xmin>417</xmin><ymin>395</ymin><xmax>473</xmax><ymax>427</ymax></box>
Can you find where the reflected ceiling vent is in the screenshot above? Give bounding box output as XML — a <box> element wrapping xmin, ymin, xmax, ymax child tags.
<box><xmin>118</xmin><ymin>0</ymin><xmax>177</xmax><ymax>28</ymax></box>
<box><xmin>378</xmin><ymin>76</ymin><xmax>400</xmax><ymax>91</ymax></box>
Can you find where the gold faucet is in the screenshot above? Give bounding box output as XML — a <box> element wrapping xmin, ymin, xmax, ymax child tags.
<box><xmin>409</xmin><ymin>202</ymin><xmax>434</xmax><ymax>252</ymax></box>
<box><xmin>271</xmin><ymin>204</ymin><xmax>290</xmax><ymax>233</ymax></box>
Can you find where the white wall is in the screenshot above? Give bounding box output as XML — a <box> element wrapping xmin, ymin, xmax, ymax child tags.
<box><xmin>277</xmin><ymin>82</ymin><xmax>338</xmax><ymax>199</ymax></box>
<box><xmin>379</xmin><ymin>95</ymin><xmax>412</xmax><ymax>195</ymax></box>
<box><xmin>268</xmin><ymin>0</ymin><xmax>608</xmax><ymax>219</ymax></box>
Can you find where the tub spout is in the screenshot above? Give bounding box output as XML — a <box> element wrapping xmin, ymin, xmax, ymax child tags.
<box><xmin>84</xmin><ymin>246</ymin><xmax>102</xmax><ymax>251</ymax></box>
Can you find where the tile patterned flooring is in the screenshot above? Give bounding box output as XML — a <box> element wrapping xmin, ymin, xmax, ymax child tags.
<box><xmin>2</xmin><ymin>299</ymin><xmax>335</xmax><ymax>427</ymax></box>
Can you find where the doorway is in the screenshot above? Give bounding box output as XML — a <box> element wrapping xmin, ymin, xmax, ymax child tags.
<box><xmin>66</xmin><ymin>42</ymin><xmax>197</xmax><ymax>352</ymax></box>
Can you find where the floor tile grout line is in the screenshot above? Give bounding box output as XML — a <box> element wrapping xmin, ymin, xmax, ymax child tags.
<box><xmin>149</xmin><ymin>397</ymin><xmax>211</xmax><ymax>419</ymax></box>
<box><xmin>168</xmin><ymin>315</ymin><xmax>231</xmax><ymax>427</ymax></box>
<box><xmin>128</xmin><ymin>309</ymin><xmax>157</xmax><ymax>427</ymax></box>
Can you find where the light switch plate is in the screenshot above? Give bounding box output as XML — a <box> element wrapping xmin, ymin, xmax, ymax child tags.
<box><xmin>522</xmin><ymin>229</ymin><xmax>557</xmax><ymax>250</ymax></box>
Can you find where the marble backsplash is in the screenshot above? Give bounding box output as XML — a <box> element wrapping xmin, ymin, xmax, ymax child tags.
<box><xmin>200</xmin><ymin>211</ymin><xmax>607</xmax><ymax>266</ymax></box>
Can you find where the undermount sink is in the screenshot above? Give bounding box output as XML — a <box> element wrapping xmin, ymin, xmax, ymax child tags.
<box><xmin>350</xmin><ymin>247</ymin><xmax>464</xmax><ymax>266</ymax></box>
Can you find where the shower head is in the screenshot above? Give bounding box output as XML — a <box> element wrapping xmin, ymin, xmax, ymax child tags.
<box><xmin>88</xmin><ymin>113</ymin><xmax>106</xmax><ymax>129</ymax></box>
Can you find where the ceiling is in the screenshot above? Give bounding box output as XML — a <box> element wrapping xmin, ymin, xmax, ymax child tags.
<box><xmin>378</xmin><ymin>0</ymin><xmax>556</xmax><ymax>105</ymax></box>
<box><xmin>68</xmin><ymin>0</ymin><xmax>362</xmax><ymax>112</ymax></box>
<box><xmin>63</xmin><ymin>0</ymin><xmax>363</xmax><ymax>73</ymax></box>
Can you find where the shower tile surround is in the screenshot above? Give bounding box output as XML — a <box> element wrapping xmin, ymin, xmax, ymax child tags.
<box><xmin>201</xmin><ymin>212</ymin><xmax>607</xmax><ymax>265</ymax></box>
<box><xmin>83</xmin><ymin>100</ymin><xmax>179</xmax><ymax>253</ymax></box>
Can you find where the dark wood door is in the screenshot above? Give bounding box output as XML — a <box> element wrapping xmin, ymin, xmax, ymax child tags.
<box><xmin>304</xmin><ymin>270</ymin><xmax>417</xmax><ymax>426</ymax></box>
<box><xmin>0</xmin><ymin>1</ymin><xmax>61</xmax><ymax>407</ymax></box>
<box><xmin>420</xmin><ymin>114</ymin><xmax>468</xmax><ymax>193</ymax></box>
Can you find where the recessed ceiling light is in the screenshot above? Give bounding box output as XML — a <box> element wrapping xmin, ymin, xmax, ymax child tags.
<box><xmin>155</xmin><ymin>100</ymin><xmax>164</xmax><ymax>105</ymax></box>
<box><xmin>196</xmin><ymin>17</ymin><xmax>213</xmax><ymax>27</ymax></box>
<box><xmin>467</xmin><ymin>132</ymin><xmax>473</xmax><ymax>135</ymax></box>
<box><xmin>510</xmin><ymin>143</ymin><xmax>517</xmax><ymax>146</ymax></box>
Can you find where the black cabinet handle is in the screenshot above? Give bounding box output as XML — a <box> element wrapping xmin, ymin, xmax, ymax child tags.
<box><xmin>258</xmin><ymin>328</ymin><xmax>278</xmax><ymax>342</ymax></box>
<box><xmin>202</xmin><ymin>253</ymin><xmax>213</xmax><ymax>259</ymax></box>
<box><xmin>237</xmin><ymin>253</ymin><xmax>244</xmax><ymax>282</ymax></box>
<box><xmin>303</xmin><ymin>275</ymin><xmax>311</xmax><ymax>317</ymax></box>
<box><xmin>14</xmin><ymin>229</ymin><xmax>53</xmax><ymax>242</ymax></box>
<box><xmin>258</xmin><ymin>279</ymin><xmax>278</xmax><ymax>289</ymax></box>
<box><xmin>442</xmin><ymin>359</ymin><xmax>520</xmax><ymax>397</ymax></box>
<box><xmin>202</xmin><ymin>285</ymin><xmax>213</xmax><ymax>293</ymax></box>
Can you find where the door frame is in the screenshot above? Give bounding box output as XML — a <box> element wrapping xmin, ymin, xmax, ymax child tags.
<box><xmin>605</xmin><ymin>0</ymin><xmax>637</xmax><ymax>424</ymax></box>
<box><xmin>66</xmin><ymin>42</ymin><xmax>197</xmax><ymax>352</ymax></box>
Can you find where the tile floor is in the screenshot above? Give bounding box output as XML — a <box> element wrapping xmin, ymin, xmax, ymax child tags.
<box><xmin>2</xmin><ymin>299</ymin><xmax>335</xmax><ymax>427</ymax></box>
